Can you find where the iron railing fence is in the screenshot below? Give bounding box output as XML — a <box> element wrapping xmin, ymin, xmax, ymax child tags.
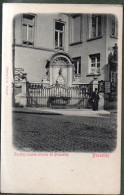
<box><xmin>26</xmin><ymin>83</ymin><xmax>92</xmax><ymax>108</ymax></box>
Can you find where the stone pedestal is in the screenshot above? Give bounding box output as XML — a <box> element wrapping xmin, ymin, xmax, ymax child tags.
<box><xmin>67</xmin><ymin>66</ymin><xmax>73</xmax><ymax>87</ymax></box>
<box><xmin>15</xmin><ymin>79</ymin><xmax>27</xmax><ymax>107</ymax></box>
<box><xmin>50</xmin><ymin>66</ymin><xmax>53</xmax><ymax>85</ymax></box>
<box><xmin>92</xmin><ymin>79</ymin><xmax>98</xmax><ymax>91</ymax></box>
<box><xmin>99</xmin><ymin>93</ymin><xmax>105</xmax><ymax>110</ymax></box>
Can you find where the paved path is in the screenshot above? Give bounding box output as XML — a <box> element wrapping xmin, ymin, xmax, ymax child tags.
<box><xmin>13</xmin><ymin>107</ymin><xmax>112</xmax><ymax>117</ymax></box>
<box><xmin>13</xmin><ymin>111</ymin><xmax>117</xmax><ymax>152</ymax></box>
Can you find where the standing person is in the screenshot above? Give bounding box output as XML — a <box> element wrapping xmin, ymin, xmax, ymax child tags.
<box><xmin>91</xmin><ymin>88</ymin><xmax>100</xmax><ymax>111</ymax></box>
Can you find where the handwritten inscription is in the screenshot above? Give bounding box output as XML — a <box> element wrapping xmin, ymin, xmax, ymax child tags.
<box><xmin>14</xmin><ymin>152</ymin><xmax>69</xmax><ymax>157</ymax></box>
<box><xmin>92</xmin><ymin>153</ymin><xmax>110</xmax><ymax>158</ymax></box>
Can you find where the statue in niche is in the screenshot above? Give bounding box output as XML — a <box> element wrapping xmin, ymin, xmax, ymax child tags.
<box><xmin>56</xmin><ymin>68</ymin><xmax>65</xmax><ymax>86</ymax></box>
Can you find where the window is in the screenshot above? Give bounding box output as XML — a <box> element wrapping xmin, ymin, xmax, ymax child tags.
<box><xmin>70</xmin><ymin>14</ymin><xmax>82</xmax><ymax>44</ymax></box>
<box><xmin>73</xmin><ymin>57</ymin><xmax>81</xmax><ymax>75</ymax></box>
<box><xmin>111</xmin><ymin>15</ymin><xmax>118</xmax><ymax>37</ymax></box>
<box><xmin>89</xmin><ymin>14</ymin><xmax>102</xmax><ymax>39</ymax></box>
<box><xmin>22</xmin><ymin>14</ymin><xmax>35</xmax><ymax>45</ymax></box>
<box><xmin>55</xmin><ymin>21</ymin><xmax>65</xmax><ymax>50</ymax></box>
<box><xmin>89</xmin><ymin>54</ymin><xmax>100</xmax><ymax>75</ymax></box>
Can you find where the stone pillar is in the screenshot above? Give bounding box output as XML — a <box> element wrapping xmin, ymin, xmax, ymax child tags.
<box><xmin>21</xmin><ymin>79</ymin><xmax>26</xmax><ymax>95</ymax></box>
<box><xmin>15</xmin><ymin>79</ymin><xmax>27</xmax><ymax>107</ymax></box>
<box><xmin>67</xmin><ymin>66</ymin><xmax>73</xmax><ymax>87</ymax></box>
<box><xmin>21</xmin><ymin>79</ymin><xmax>27</xmax><ymax>106</ymax></box>
<box><xmin>99</xmin><ymin>93</ymin><xmax>105</xmax><ymax>110</ymax></box>
<box><xmin>92</xmin><ymin>78</ymin><xmax>98</xmax><ymax>91</ymax></box>
<box><xmin>50</xmin><ymin>66</ymin><xmax>52</xmax><ymax>85</ymax></box>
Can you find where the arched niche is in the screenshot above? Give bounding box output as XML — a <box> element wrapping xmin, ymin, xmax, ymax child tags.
<box><xmin>49</xmin><ymin>52</ymin><xmax>74</xmax><ymax>87</ymax></box>
<box><xmin>49</xmin><ymin>52</ymin><xmax>73</xmax><ymax>66</ymax></box>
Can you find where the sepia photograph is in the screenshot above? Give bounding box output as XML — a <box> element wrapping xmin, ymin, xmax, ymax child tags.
<box><xmin>13</xmin><ymin>13</ymin><xmax>118</xmax><ymax>152</ymax></box>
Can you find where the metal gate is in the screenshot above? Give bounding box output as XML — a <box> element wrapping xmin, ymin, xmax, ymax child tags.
<box><xmin>26</xmin><ymin>83</ymin><xmax>92</xmax><ymax>108</ymax></box>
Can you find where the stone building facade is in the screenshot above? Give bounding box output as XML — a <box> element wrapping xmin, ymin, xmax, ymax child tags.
<box><xmin>13</xmin><ymin>13</ymin><xmax>118</xmax><ymax>109</ymax></box>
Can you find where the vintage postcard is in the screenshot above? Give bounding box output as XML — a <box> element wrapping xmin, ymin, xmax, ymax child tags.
<box><xmin>1</xmin><ymin>3</ymin><xmax>123</xmax><ymax>194</ymax></box>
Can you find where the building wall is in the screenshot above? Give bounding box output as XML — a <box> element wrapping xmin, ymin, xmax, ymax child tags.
<box><xmin>14</xmin><ymin>13</ymin><xmax>69</xmax><ymax>50</ymax></box>
<box><xmin>14</xmin><ymin>14</ymin><xmax>22</xmax><ymax>44</ymax></box>
<box><xmin>68</xmin><ymin>14</ymin><xmax>115</xmax><ymax>84</ymax></box>
<box><xmin>15</xmin><ymin>46</ymin><xmax>55</xmax><ymax>82</ymax></box>
<box><xmin>34</xmin><ymin>13</ymin><xmax>69</xmax><ymax>51</ymax></box>
<box><xmin>14</xmin><ymin>13</ymin><xmax>69</xmax><ymax>83</ymax></box>
<box><xmin>14</xmin><ymin>13</ymin><xmax>118</xmax><ymax>84</ymax></box>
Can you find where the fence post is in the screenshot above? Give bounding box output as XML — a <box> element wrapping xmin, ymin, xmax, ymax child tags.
<box><xmin>15</xmin><ymin>79</ymin><xmax>27</xmax><ymax>107</ymax></box>
<box><xmin>21</xmin><ymin>79</ymin><xmax>27</xmax><ymax>106</ymax></box>
<box><xmin>92</xmin><ymin>78</ymin><xmax>98</xmax><ymax>91</ymax></box>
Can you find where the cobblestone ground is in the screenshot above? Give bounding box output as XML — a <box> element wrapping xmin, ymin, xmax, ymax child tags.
<box><xmin>13</xmin><ymin>112</ymin><xmax>117</xmax><ymax>152</ymax></box>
